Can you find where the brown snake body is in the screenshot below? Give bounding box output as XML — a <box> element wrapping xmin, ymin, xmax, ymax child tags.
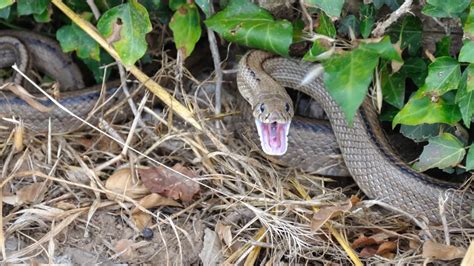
<box><xmin>1</xmin><ymin>31</ymin><xmax>472</xmax><ymax>225</ymax></box>
<box><xmin>238</xmin><ymin>50</ymin><xmax>473</xmax><ymax>225</ymax></box>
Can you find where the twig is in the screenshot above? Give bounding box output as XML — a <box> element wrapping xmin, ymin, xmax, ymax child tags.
<box><xmin>86</xmin><ymin>0</ymin><xmax>101</xmax><ymax>20</ymax></box>
<box><xmin>205</xmin><ymin>3</ymin><xmax>223</xmax><ymax>123</ymax></box>
<box><xmin>299</xmin><ymin>0</ymin><xmax>314</xmax><ymax>32</ymax></box>
<box><xmin>371</xmin><ymin>0</ymin><xmax>413</xmax><ymax>37</ymax></box>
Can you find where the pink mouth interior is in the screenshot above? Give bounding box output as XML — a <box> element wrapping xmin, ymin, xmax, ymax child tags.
<box><xmin>255</xmin><ymin>120</ymin><xmax>291</xmax><ymax>156</ymax></box>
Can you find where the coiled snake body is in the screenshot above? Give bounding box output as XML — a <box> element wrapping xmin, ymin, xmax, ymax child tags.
<box><xmin>238</xmin><ymin>50</ymin><xmax>473</xmax><ymax>225</ymax></box>
<box><xmin>0</xmin><ymin>31</ymin><xmax>472</xmax><ymax>225</ymax></box>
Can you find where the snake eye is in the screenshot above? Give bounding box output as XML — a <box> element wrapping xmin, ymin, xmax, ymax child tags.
<box><xmin>285</xmin><ymin>103</ymin><xmax>290</xmax><ymax>112</ymax></box>
<box><xmin>259</xmin><ymin>103</ymin><xmax>265</xmax><ymax>113</ymax></box>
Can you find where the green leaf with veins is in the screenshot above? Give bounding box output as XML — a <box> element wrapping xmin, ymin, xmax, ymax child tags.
<box><xmin>465</xmin><ymin>144</ymin><xmax>474</xmax><ymax>171</ymax></box>
<box><xmin>422</xmin><ymin>0</ymin><xmax>470</xmax><ymax>18</ymax></box>
<box><xmin>17</xmin><ymin>0</ymin><xmax>49</xmax><ymax>16</ymax></box>
<box><xmin>33</xmin><ymin>6</ymin><xmax>51</xmax><ymax>22</ymax></box>
<box><xmin>464</xmin><ymin>4</ymin><xmax>474</xmax><ymax>38</ymax></box>
<box><xmin>97</xmin><ymin>0</ymin><xmax>152</xmax><ymax>66</ymax></box>
<box><xmin>400</xmin><ymin>124</ymin><xmax>442</xmax><ymax>143</ymax></box>
<box><xmin>57</xmin><ymin>15</ymin><xmax>100</xmax><ymax>61</ymax></box>
<box><xmin>205</xmin><ymin>0</ymin><xmax>292</xmax><ymax>56</ymax></box>
<box><xmin>170</xmin><ymin>3</ymin><xmax>201</xmax><ymax>58</ymax></box>
<box><xmin>456</xmin><ymin>69</ymin><xmax>474</xmax><ymax>127</ymax></box>
<box><xmin>393</xmin><ymin>89</ymin><xmax>462</xmax><ymax>127</ymax></box>
<box><xmin>423</xmin><ymin>56</ymin><xmax>461</xmax><ymax>95</ymax></box>
<box><xmin>414</xmin><ymin>133</ymin><xmax>465</xmax><ymax>171</ymax></box>
<box><xmin>303</xmin><ymin>40</ymin><xmax>329</xmax><ymax>62</ymax></box>
<box><xmin>317</xmin><ymin>12</ymin><xmax>336</xmax><ymax>37</ymax></box>
<box><xmin>304</xmin><ymin>0</ymin><xmax>344</xmax><ymax>17</ymax></box>
<box><xmin>323</xmin><ymin>49</ymin><xmax>379</xmax><ymax>124</ymax></box>
<box><xmin>0</xmin><ymin>0</ymin><xmax>13</xmax><ymax>9</ymax></box>
<box><xmin>459</xmin><ymin>41</ymin><xmax>474</xmax><ymax>63</ymax></box>
<box><xmin>360</xmin><ymin>4</ymin><xmax>375</xmax><ymax>39</ymax></box>
<box><xmin>398</xmin><ymin>57</ymin><xmax>427</xmax><ymax>87</ymax></box>
<box><xmin>381</xmin><ymin>69</ymin><xmax>405</xmax><ymax>109</ymax></box>
<box><xmin>389</xmin><ymin>16</ymin><xmax>422</xmax><ymax>56</ymax></box>
<box><xmin>359</xmin><ymin>36</ymin><xmax>402</xmax><ymax>61</ymax></box>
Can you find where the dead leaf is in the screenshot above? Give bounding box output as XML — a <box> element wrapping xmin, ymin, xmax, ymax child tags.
<box><xmin>215</xmin><ymin>222</ymin><xmax>233</xmax><ymax>248</ymax></box>
<box><xmin>114</xmin><ymin>239</ymin><xmax>135</xmax><ymax>261</ymax></box>
<box><xmin>422</xmin><ymin>240</ymin><xmax>466</xmax><ymax>261</ymax></box>
<box><xmin>16</xmin><ymin>182</ymin><xmax>47</xmax><ymax>204</ymax></box>
<box><xmin>461</xmin><ymin>241</ymin><xmax>474</xmax><ymax>266</ymax></box>
<box><xmin>199</xmin><ymin>228</ymin><xmax>223</xmax><ymax>266</ymax></box>
<box><xmin>139</xmin><ymin>163</ymin><xmax>200</xmax><ymax>202</ymax></box>
<box><xmin>351</xmin><ymin>232</ymin><xmax>391</xmax><ymax>249</ymax></box>
<box><xmin>360</xmin><ymin>246</ymin><xmax>378</xmax><ymax>257</ymax></box>
<box><xmin>376</xmin><ymin>241</ymin><xmax>397</xmax><ymax>255</ymax></box>
<box><xmin>132</xmin><ymin>212</ymin><xmax>152</xmax><ymax>231</ymax></box>
<box><xmin>105</xmin><ymin>168</ymin><xmax>150</xmax><ymax>200</ymax></box>
<box><xmin>391</xmin><ymin>39</ymin><xmax>403</xmax><ymax>73</ymax></box>
<box><xmin>311</xmin><ymin>200</ymin><xmax>352</xmax><ymax>231</ymax></box>
<box><xmin>14</xmin><ymin>123</ymin><xmax>24</xmax><ymax>152</ymax></box>
<box><xmin>131</xmin><ymin>193</ymin><xmax>181</xmax><ymax>214</ymax></box>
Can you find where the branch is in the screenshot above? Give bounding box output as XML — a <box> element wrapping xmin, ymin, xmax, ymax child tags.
<box><xmin>371</xmin><ymin>0</ymin><xmax>413</xmax><ymax>37</ymax></box>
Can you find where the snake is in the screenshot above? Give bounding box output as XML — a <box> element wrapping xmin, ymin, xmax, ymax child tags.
<box><xmin>0</xmin><ymin>31</ymin><xmax>472</xmax><ymax>225</ymax></box>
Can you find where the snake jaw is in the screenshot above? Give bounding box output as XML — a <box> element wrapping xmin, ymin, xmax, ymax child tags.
<box><xmin>255</xmin><ymin>119</ymin><xmax>291</xmax><ymax>156</ymax></box>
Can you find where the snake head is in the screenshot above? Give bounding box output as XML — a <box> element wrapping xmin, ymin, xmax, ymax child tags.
<box><xmin>253</xmin><ymin>94</ymin><xmax>294</xmax><ymax>156</ymax></box>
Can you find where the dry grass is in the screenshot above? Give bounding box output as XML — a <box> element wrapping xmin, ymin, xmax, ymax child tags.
<box><xmin>0</xmin><ymin>52</ymin><xmax>472</xmax><ymax>265</ymax></box>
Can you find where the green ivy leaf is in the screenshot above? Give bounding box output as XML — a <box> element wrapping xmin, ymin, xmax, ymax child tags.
<box><xmin>459</xmin><ymin>41</ymin><xmax>474</xmax><ymax>63</ymax></box>
<box><xmin>393</xmin><ymin>90</ymin><xmax>462</xmax><ymax>126</ymax></box>
<box><xmin>0</xmin><ymin>5</ymin><xmax>11</xmax><ymax>19</ymax></box>
<box><xmin>82</xmin><ymin>50</ymin><xmax>114</xmax><ymax>83</ymax></box>
<box><xmin>170</xmin><ymin>3</ymin><xmax>201</xmax><ymax>58</ymax></box>
<box><xmin>140</xmin><ymin>0</ymin><xmax>172</xmax><ymax>23</ymax></box>
<box><xmin>360</xmin><ymin>4</ymin><xmax>375</xmax><ymax>39</ymax></box>
<box><xmin>304</xmin><ymin>0</ymin><xmax>344</xmax><ymax>17</ymax></box>
<box><xmin>435</xmin><ymin>36</ymin><xmax>451</xmax><ymax>57</ymax></box>
<box><xmin>423</xmin><ymin>57</ymin><xmax>461</xmax><ymax>95</ymax></box>
<box><xmin>400</xmin><ymin>123</ymin><xmax>442</xmax><ymax>143</ymax></box>
<box><xmin>465</xmin><ymin>144</ymin><xmax>474</xmax><ymax>171</ymax></box>
<box><xmin>205</xmin><ymin>0</ymin><xmax>293</xmax><ymax>56</ymax></box>
<box><xmin>317</xmin><ymin>11</ymin><xmax>336</xmax><ymax>37</ymax></box>
<box><xmin>455</xmin><ymin>69</ymin><xmax>474</xmax><ymax>127</ymax></box>
<box><xmin>0</xmin><ymin>0</ymin><xmax>13</xmax><ymax>9</ymax></box>
<box><xmin>414</xmin><ymin>133</ymin><xmax>465</xmax><ymax>171</ymax></box>
<box><xmin>57</xmin><ymin>14</ymin><xmax>100</xmax><ymax>61</ymax></box>
<box><xmin>303</xmin><ymin>41</ymin><xmax>329</xmax><ymax>62</ymax></box>
<box><xmin>195</xmin><ymin>0</ymin><xmax>210</xmax><ymax>17</ymax></box>
<box><xmin>389</xmin><ymin>16</ymin><xmax>422</xmax><ymax>56</ymax></box>
<box><xmin>97</xmin><ymin>0</ymin><xmax>152</xmax><ymax>66</ymax></box>
<box><xmin>17</xmin><ymin>0</ymin><xmax>49</xmax><ymax>16</ymax></box>
<box><xmin>399</xmin><ymin>57</ymin><xmax>427</xmax><ymax>87</ymax></box>
<box><xmin>169</xmin><ymin>0</ymin><xmax>185</xmax><ymax>11</ymax></box>
<box><xmin>381</xmin><ymin>69</ymin><xmax>405</xmax><ymax>109</ymax></box>
<box><xmin>323</xmin><ymin>49</ymin><xmax>379</xmax><ymax>124</ymax></box>
<box><xmin>464</xmin><ymin>4</ymin><xmax>474</xmax><ymax>38</ymax></box>
<box><xmin>422</xmin><ymin>0</ymin><xmax>470</xmax><ymax>18</ymax></box>
<box><xmin>338</xmin><ymin>14</ymin><xmax>359</xmax><ymax>37</ymax></box>
<box><xmin>359</xmin><ymin>36</ymin><xmax>402</xmax><ymax>61</ymax></box>
<box><xmin>33</xmin><ymin>5</ymin><xmax>51</xmax><ymax>22</ymax></box>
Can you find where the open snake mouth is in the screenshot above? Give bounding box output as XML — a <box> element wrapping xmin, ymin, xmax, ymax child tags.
<box><xmin>255</xmin><ymin>120</ymin><xmax>291</xmax><ymax>156</ymax></box>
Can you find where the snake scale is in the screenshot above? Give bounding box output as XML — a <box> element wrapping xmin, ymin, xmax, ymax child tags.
<box><xmin>0</xmin><ymin>31</ymin><xmax>472</xmax><ymax>225</ymax></box>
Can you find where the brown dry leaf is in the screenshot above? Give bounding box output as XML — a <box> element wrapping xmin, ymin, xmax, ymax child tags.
<box><xmin>16</xmin><ymin>182</ymin><xmax>47</xmax><ymax>205</ymax></box>
<box><xmin>215</xmin><ymin>222</ymin><xmax>233</xmax><ymax>248</ymax></box>
<box><xmin>360</xmin><ymin>246</ymin><xmax>378</xmax><ymax>257</ymax></box>
<box><xmin>422</xmin><ymin>240</ymin><xmax>466</xmax><ymax>261</ymax></box>
<box><xmin>105</xmin><ymin>168</ymin><xmax>150</xmax><ymax>200</ymax></box>
<box><xmin>54</xmin><ymin>201</ymin><xmax>76</xmax><ymax>210</ymax></box>
<box><xmin>106</xmin><ymin>19</ymin><xmax>123</xmax><ymax>44</ymax></box>
<box><xmin>132</xmin><ymin>212</ymin><xmax>152</xmax><ymax>231</ymax></box>
<box><xmin>311</xmin><ymin>200</ymin><xmax>352</xmax><ymax>231</ymax></box>
<box><xmin>391</xmin><ymin>39</ymin><xmax>403</xmax><ymax>72</ymax></box>
<box><xmin>14</xmin><ymin>124</ymin><xmax>24</xmax><ymax>152</ymax></box>
<box><xmin>138</xmin><ymin>163</ymin><xmax>200</xmax><ymax>202</ymax></box>
<box><xmin>131</xmin><ymin>193</ymin><xmax>181</xmax><ymax>214</ymax></box>
<box><xmin>115</xmin><ymin>239</ymin><xmax>136</xmax><ymax>261</ymax></box>
<box><xmin>376</xmin><ymin>241</ymin><xmax>397</xmax><ymax>255</ymax></box>
<box><xmin>351</xmin><ymin>232</ymin><xmax>391</xmax><ymax>249</ymax></box>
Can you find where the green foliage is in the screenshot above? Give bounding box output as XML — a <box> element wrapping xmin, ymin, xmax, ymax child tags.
<box><xmin>422</xmin><ymin>0</ymin><xmax>470</xmax><ymax>18</ymax></box>
<box><xmin>360</xmin><ymin>4</ymin><xmax>375</xmax><ymax>39</ymax></box>
<box><xmin>205</xmin><ymin>0</ymin><xmax>293</xmax><ymax>56</ymax></box>
<box><xmin>304</xmin><ymin>0</ymin><xmax>344</xmax><ymax>17</ymax></box>
<box><xmin>455</xmin><ymin>69</ymin><xmax>474</xmax><ymax>127</ymax></box>
<box><xmin>0</xmin><ymin>5</ymin><xmax>10</xmax><ymax>19</ymax></box>
<box><xmin>17</xmin><ymin>0</ymin><xmax>49</xmax><ymax>16</ymax></box>
<box><xmin>0</xmin><ymin>0</ymin><xmax>13</xmax><ymax>9</ymax></box>
<box><xmin>97</xmin><ymin>0</ymin><xmax>152</xmax><ymax>66</ymax></box>
<box><xmin>381</xmin><ymin>69</ymin><xmax>405</xmax><ymax>109</ymax></box>
<box><xmin>459</xmin><ymin>41</ymin><xmax>474</xmax><ymax>63</ymax></box>
<box><xmin>323</xmin><ymin>48</ymin><xmax>379</xmax><ymax>124</ymax></box>
<box><xmin>398</xmin><ymin>57</ymin><xmax>427</xmax><ymax>87</ymax></box>
<box><xmin>400</xmin><ymin>124</ymin><xmax>442</xmax><ymax>143</ymax></box>
<box><xmin>56</xmin><ymin>13</ymin><xmax>100</xmax><ymax>61</ymax></box>
<box><xmin>465</xmin><ymin>145</ymin><xmax>474</xmax><ymax>171</ymax></box>
<box><xmin>389</xmin><ymin>16</ymin><xmax>422</xmax><ymax>56</ymax></box>
<box><xmin>414</xmin><ymin>133</ymin><xmax>466</xmax><ymax>171</ymax></box>
<box><xmin>170</xmin><ymin>3</ymin><xmax>201</xmax><ymax>58</ymax></box>
<box><xmin>423</xmin><ymin>57</ymin><xmax>461</xmax><ymax>95</ymax></box>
